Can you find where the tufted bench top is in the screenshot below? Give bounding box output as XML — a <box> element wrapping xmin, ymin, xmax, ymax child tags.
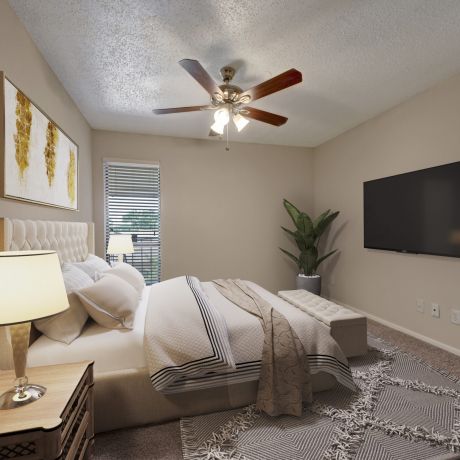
<box><xmin>278</xmin><ymin>289</ymin><xmax>367</xmax><ymax>357</ymax></box>
<box><xmin>278</xmin><ymin>289</ymin><xmax>365</xmax><ymax>327</ymax></box>
<box><xmin>278</xmin><ymin>289</ymin><xmax>367</xmax><ymax>358</ymax></box>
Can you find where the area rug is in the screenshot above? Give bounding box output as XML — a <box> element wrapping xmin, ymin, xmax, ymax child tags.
<box><xmin>180</xmin><ymin>337</ymin><xmax>460</xmax><ymax>459</ymax></box>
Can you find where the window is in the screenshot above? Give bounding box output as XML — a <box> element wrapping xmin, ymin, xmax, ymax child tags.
<box><xmin>104</xmin><ymin>161</ymin><xmax>161</xmax><ymax>285</ymax></box>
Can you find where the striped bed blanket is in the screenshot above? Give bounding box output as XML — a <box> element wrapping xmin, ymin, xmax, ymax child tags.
<box><xmin>144</xmin><ymin>276</ymin><xmax>355</xmax><ymax>398</ymax></box>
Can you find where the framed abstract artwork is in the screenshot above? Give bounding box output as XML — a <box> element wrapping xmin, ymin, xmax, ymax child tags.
<box><xmin>0</xmin><ymin>72</ymin><xmax>78</xmax><ymax>210</ymax></box>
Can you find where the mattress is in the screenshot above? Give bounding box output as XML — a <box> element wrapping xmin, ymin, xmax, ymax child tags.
<box><xmin>28</xmin><ymin>286</ymin><xmax>150</xmax><ymax>373</ymax></box>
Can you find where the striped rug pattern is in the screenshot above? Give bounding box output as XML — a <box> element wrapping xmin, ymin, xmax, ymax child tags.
<box><xmin>180</xmin><ymin>337</ymin><xmax>460</xmax><ymax>460</ymax></box>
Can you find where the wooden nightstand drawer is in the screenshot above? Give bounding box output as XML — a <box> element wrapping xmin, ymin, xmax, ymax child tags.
<box><xmin>60</xmin><ymin>366</ymin><xmax>93</xmax><ymax>450</ymax></box>
<box><xmin>0</xmin><ymin>362</ymin><xmax>94</xmax><ymax>460</ymax></box>
<box><xmin>62</xmin><ymin>408</ymin><xmax>90</xmax><ymax>460</ymax></box>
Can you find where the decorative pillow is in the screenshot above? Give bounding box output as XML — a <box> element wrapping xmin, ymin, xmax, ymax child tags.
<box><xmin>72</xmin><ymin>254</ymin><xmax>110</xmax><ymax>280</ymax></box>
<box><xmin>76</xmin><ymin>276</ymin><xmax>139</xmax><ymax>329</ymax></box>
<box><xmin>34</xmin><ymin>263</ymin><xmax>92</xmax><ymax>344</ymax></box>
<box><xmin>101</xmin><ymin>262</ymin><xmax>145</xmax><ymax>297</ymax></box>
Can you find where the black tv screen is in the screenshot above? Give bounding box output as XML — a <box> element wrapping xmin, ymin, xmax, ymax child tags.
<box><xmin>364</xmin><ymin>161</ymin><xmax>460</xmax><ymax>258</ymax></box>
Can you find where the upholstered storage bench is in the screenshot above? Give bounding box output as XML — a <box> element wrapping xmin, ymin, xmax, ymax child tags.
<box><xmin>278</xmin><ymin>290</ymin><xmax>367</xmax><ymax>357</ymax></box>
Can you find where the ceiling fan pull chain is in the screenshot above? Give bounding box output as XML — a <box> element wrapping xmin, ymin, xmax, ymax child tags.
<box><xmin>225</xmin><ymin>121</ymin><xmax>230</xmax><ymax>151</ymax></box>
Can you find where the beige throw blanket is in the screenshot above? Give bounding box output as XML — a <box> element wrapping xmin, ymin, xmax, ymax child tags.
<box><xmin>213</xmin><ymin>279</ymin><xmax>312</xmax><ymax>417</ymax></box>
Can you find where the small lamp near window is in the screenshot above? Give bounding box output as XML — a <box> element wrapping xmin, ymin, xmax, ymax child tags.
<box><xmin>107</xmin><ymin>234</ymin><xmax>134</xmax><ymax>263</ymax></box>
<box><xmin>0</xmin><ymin>251</ymin><xmax>69</xmax><ymax>409</ymax></box>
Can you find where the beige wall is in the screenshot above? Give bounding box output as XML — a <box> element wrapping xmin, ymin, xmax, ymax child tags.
<box><xmin>313</xmin><ymin>73</ymin><xmax>460</xmax><ymax>352</ymax></box>
<box><xmin>92</xmin><ymin>131</ymin><xmax>313</xmax><ymax>292</ymax></box>
<box><xmin>0</xmin><ymin>1</ymin><xmax>92</xmax><ymax>222</ymax></box>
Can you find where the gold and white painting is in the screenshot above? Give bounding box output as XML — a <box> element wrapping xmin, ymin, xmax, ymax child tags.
<box><xmin>2</xmin><ymin>75</ymin><xmax>78</xmax><ymax>210</ymax></box>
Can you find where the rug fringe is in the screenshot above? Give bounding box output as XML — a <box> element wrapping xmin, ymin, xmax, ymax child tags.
<box><xmin>181</xmin><ymin>405</ymin><xmax>260</xmax><ymax>460</ymax></box>
<box><xmin>180</xmin><ymin>417</ymin><xmax>202</xmax><ymax>460</ymax></box>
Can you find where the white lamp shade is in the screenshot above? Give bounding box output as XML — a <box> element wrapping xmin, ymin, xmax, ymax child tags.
<box><xmin>233</xmin><ymin>114</ymin><xmax>249</xmax><ymax>132</ymax></box>
<box><xmin>210</xmin><ymin>106</ymin><xmax>231</xmax><ymax>135</ymax></box>
<box><xmin>107</xmin><ymin>234</ymin><xmax>134</xmax><ymax>255</ymax></box>
<box><xmin>0</xmin><ymin>251</ymin><xmax>69</xmax><ymax>326</ymax></box>
<box><xmin>210</xmin><ymin>121</ymin><xmax>225</xmax><ymax>135</ymax></box>
<box><xmin>214</xmin><ymin>107</ymin><xmax>230</xmax><ymax>125</ymax></box>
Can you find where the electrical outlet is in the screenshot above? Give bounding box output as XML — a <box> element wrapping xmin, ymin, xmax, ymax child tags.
<box><xmin>416</xmin><ymin>298</ymin><xmax>424</xmax><ymax>313</ymax></box>
<box><xmin>431</xmin><ymin>303</ymin><xmax>440</xmax><ymax>318</ymax></box>
<box><xmin>451</xmin><ymin>309</ymin><xmax>460</xmax><ymax>325</ymax></box>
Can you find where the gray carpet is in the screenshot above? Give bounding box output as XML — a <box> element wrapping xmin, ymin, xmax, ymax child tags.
<box><xmin>94</xmin><ymin>420</ymin><xmax>183</xmax><ymax>459</ymax></box>
<box><xmin>180</xmin><ymin>337</ymin><xmax>460</xmax><ymax>459</ymax></box>
<box><xmin>94</xmin><ymin>322</ymin><xmax>460</xmax><ymax>460</ymax></box>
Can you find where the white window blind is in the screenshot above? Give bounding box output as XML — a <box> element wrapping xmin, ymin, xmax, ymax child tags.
<box><xmin>104</xmin><ymin>161</ymin><xmax>161</xmax><ymax>285</ymax></box>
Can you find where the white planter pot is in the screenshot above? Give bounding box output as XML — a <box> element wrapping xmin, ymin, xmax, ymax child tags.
<box><xmin>296</xmin><ymin>274</ymin><xmax>321</xmax><ymax>296</ymax></box>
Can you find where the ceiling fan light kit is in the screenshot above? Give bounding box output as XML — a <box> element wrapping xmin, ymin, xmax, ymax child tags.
<box><xmin>210</xmin><ymin>104</ymin><xmax>250</xmax><ymax>136</ymax></box>
<box><xmin>153</xmin><ymin>59</ymin><xmax>302</xmax><ymax>149</ymax></box>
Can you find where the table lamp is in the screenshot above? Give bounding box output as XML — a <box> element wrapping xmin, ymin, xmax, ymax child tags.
<box><xmin>0</xmin><ymin>251</ymin><xmax>69</xmax><ymax>409</ymax></box>
<box><xmin>107</xmin><ymin>234</ymin><xmax>134</xmax><ymax>263</ymax></box>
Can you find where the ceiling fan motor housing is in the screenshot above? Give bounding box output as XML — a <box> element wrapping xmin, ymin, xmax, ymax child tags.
<box><xmin>211</xmin><ymin>66</ymin><xmax>252</xmax><ymax>107</ymax></box>
<box><xmin>217</xmin><ymin>84</ymin><xmax>243</xmax><ymax>101</ymax></box>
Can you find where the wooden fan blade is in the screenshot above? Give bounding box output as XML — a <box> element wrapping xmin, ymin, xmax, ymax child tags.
<box><xmin>240</xmin><ymin>69</ymin><xmax>302</xmax><ymax>103</ymax></box>
<box><xmin>179</xmin><ymin>59</ymin><xmax>223</xmax><ymax>97</ymax></box>
<box><xmin>243</xmin><ymin>107</ymin><xmax>288</xmax><ymax>126</ymax></box>
<box><xmin>153</xmin><ymin>105</ymin><xmax>211</xmax><ymax>114</ymax></box>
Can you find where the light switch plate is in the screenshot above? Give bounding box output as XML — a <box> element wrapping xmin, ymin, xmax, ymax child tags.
<box><xmin>451</xmin><ymin>309</ymin><xmax>460</xmax><ymax>325</ymax></box>
<box><xmin>416</xmin><ymin>299</ymin><xmax>424</xmax><ymax>313</ymax></box>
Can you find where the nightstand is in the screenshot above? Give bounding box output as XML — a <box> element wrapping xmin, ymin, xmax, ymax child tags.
<box><xmin>0</xmin><ymin>361</ymin><xmax>94</xmax><ymax>460</ymax></box>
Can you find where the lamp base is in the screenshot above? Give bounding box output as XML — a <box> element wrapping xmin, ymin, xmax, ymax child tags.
<box><xmin>0</xmin><ymin>384</ymin><xmax>46</xmax><ymax>409</ymax></box>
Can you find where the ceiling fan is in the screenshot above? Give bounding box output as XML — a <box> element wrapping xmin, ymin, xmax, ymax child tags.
<box><xmin>153</xmin><ymin>59</ymin><xmax>302</xmax><ymax>136</ymax></box>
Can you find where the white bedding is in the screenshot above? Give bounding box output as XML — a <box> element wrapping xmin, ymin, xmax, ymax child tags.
<box><xmin>28</xmin><ymin>286</ymin><xmax>150</xmax><ymax>373</ymax></box>
<box><xmin>145</xmin><ymin>277</ymin><xmax>355</xmax><ymax>394</ymax></box>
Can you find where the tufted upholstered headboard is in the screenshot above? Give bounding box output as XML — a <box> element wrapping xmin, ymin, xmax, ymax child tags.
<box><xmin>0</xmin><ymin>218</ymin><xmax>94</xmax><ymax>263</ymax></box>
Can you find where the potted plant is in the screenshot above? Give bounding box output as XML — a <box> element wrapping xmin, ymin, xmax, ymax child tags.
<box><xmin>280</xmin><ymin>199</ymin><xmax>339</xmax><ymax>295</ymax></box>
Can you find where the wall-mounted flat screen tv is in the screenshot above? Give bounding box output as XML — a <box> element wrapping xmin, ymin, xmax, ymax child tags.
<box><xmin>364</xmin><ymin>161</ymin><xmax>460</xmax><ymax>258</ymax></box>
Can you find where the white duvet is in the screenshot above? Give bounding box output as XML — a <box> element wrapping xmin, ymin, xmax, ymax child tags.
<box><xmin>145</xmin><ymin>276</ymin><xmax>355</xmax><ymax>394</ymax></box>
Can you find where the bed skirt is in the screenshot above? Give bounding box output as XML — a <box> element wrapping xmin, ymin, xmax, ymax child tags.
<box><xmin>94</xmin><ymin>367</ymin><xmax>336</xmax><ymax>433</ymax></box>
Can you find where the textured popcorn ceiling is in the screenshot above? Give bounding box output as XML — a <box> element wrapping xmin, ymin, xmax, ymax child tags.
<box><xmin>8</xmin><ymin>0</ymin><xmax>460</xmax><ymax>147</ymax></box>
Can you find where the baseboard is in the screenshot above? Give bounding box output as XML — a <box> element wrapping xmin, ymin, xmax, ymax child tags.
<box><xmin>331</xmin><ymin>298</ymin><xmax>460</xmax><ymax>357</ymax></box>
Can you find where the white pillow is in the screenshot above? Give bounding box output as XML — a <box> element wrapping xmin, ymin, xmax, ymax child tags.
<box><xmin>76</xmin><ymin>276</ymin><xmax>139</xmax><ymax>329</ymax></box>
<box><xmin>34</xmin><ymin>264</ymin><xmax>92</xmax><ymax>344</ymax></box>
<box><xmin>101</xmin><ymin>262</ymin><xmax>145</xmax><ymax>296</ymax></box>
<box><xmin>72</xmin><ymin>254</ymin><xmax>110</xmax><ymax>280</ymax></box>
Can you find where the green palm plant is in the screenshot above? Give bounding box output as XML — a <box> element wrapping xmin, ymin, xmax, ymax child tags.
<box><xmin>280</xmin><ymin>199</ymin><xmax>339</xmax><ymax>276</ymax></box>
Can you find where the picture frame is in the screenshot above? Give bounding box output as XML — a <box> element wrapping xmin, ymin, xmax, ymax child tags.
<box><xmin>0</xmin><ymin>71</ymin><xmax>79</xmax><ymax>210</ymax></box>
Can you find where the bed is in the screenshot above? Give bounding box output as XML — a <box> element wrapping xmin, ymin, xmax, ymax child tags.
<box><xmin>0</xmin><ymin>218</ymin><xmax>352</xmax><ymax>433</ymax></box>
